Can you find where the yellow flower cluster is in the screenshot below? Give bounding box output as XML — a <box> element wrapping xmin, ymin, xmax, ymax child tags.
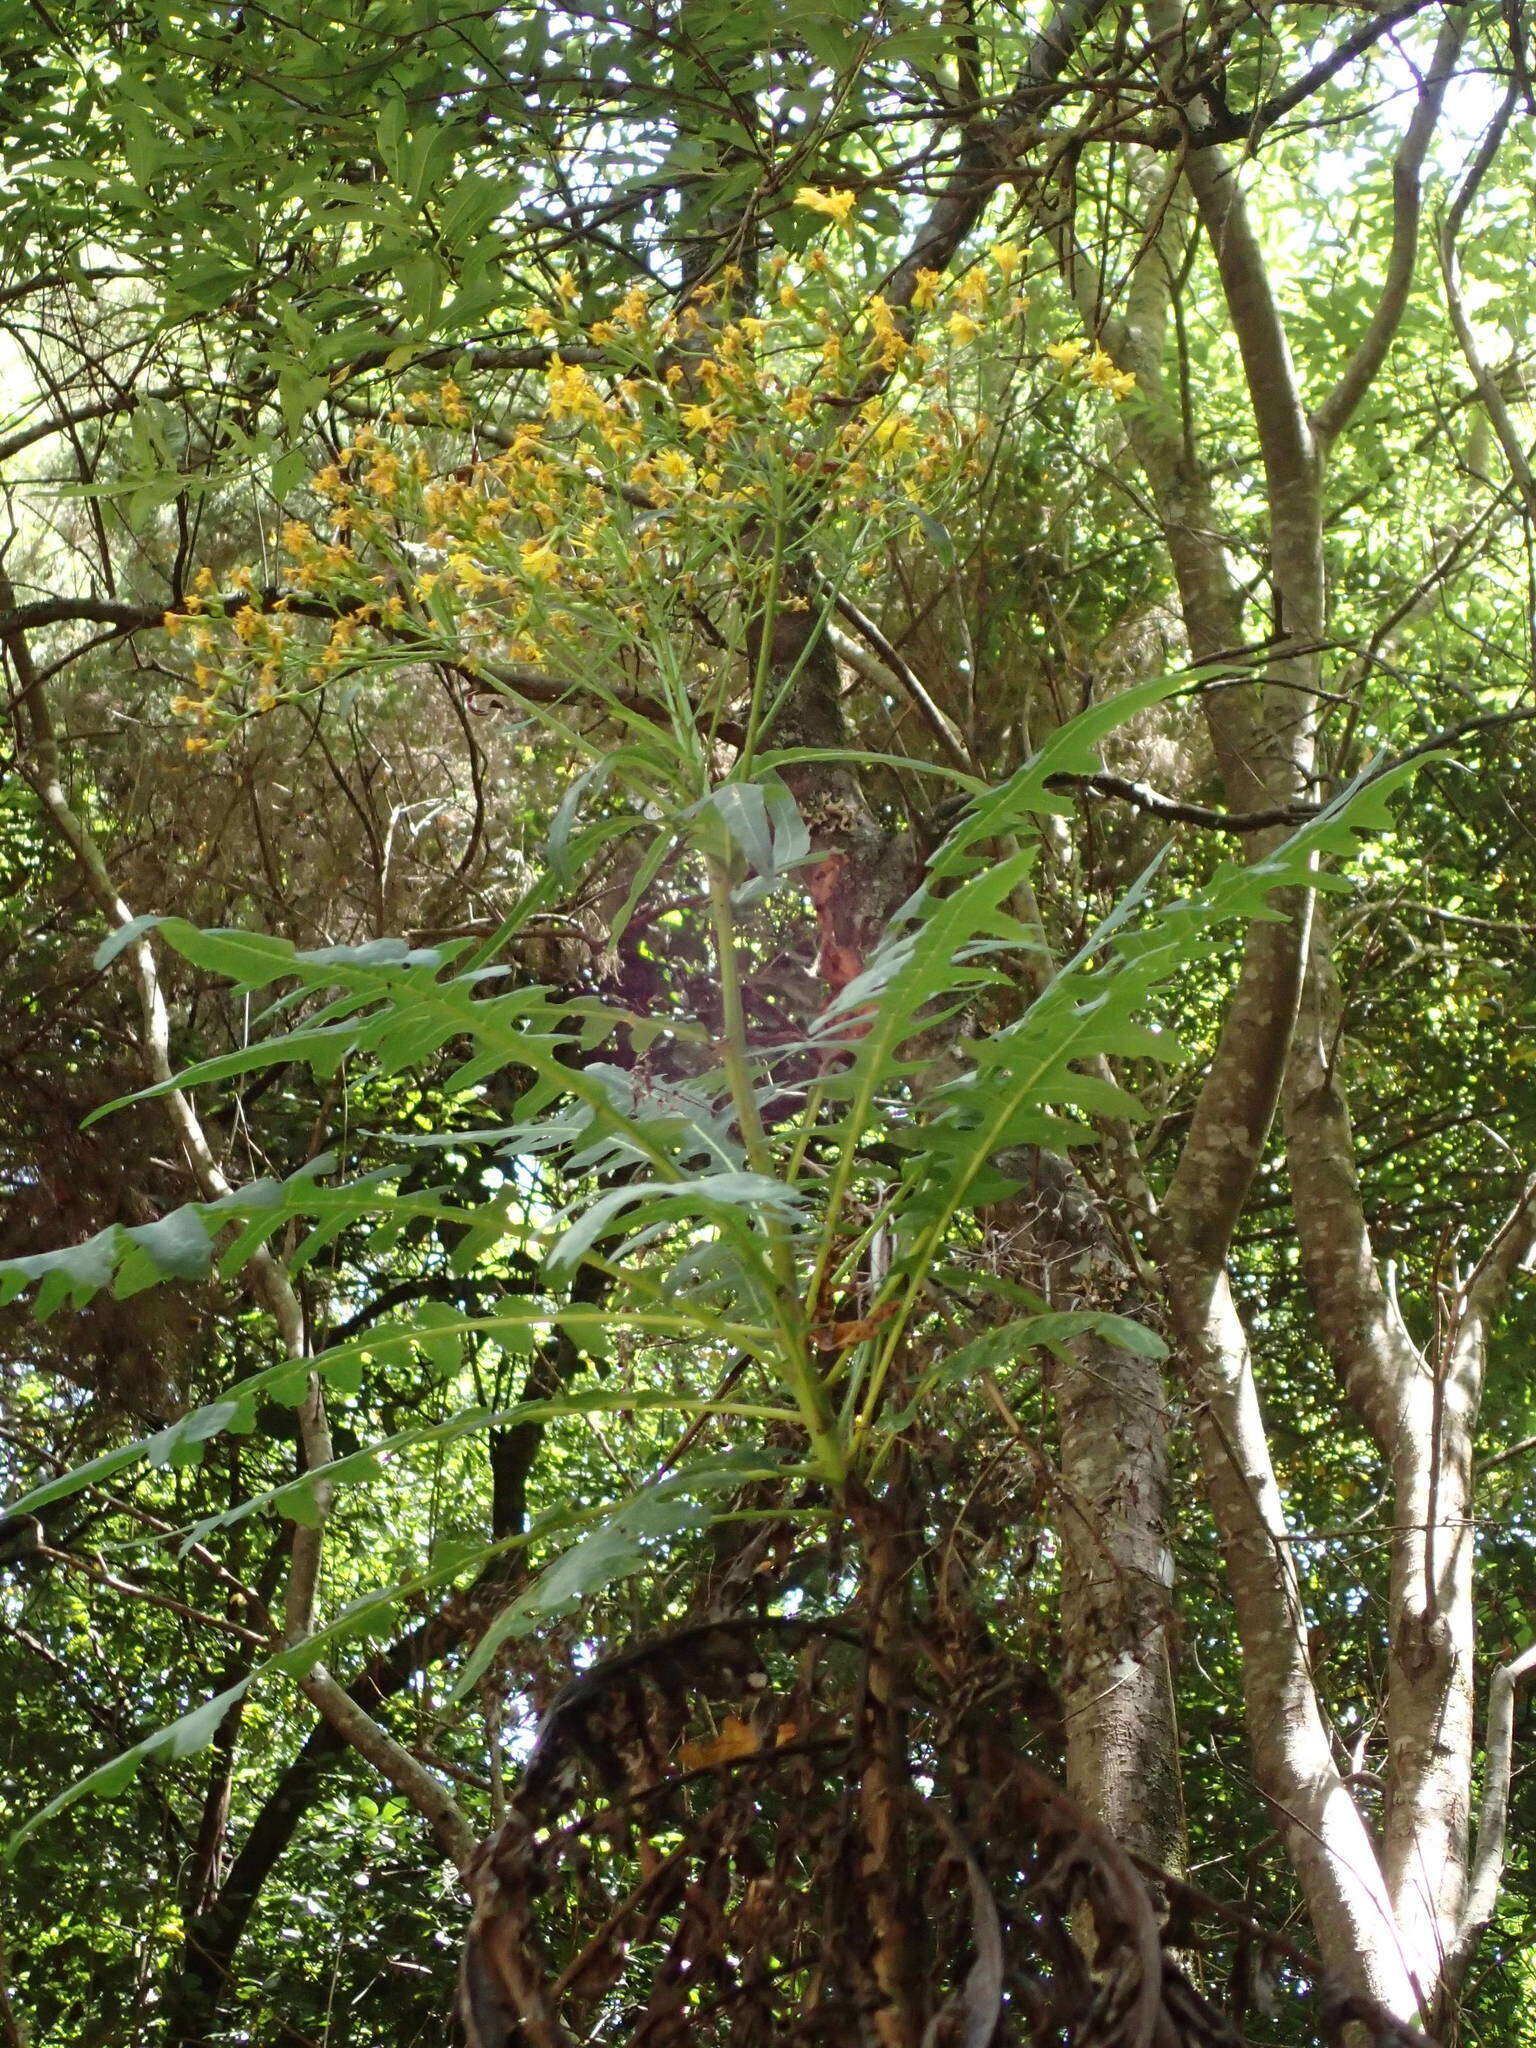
<box><xmin>1046</xmin><ymin>337</ymin><xmax>1136</xmax><ymax>400</ymax></box>
<box><xmin>157</xmin><ymin>246</ymin><xmax>1067</xmax><ymax>749</ymax></box>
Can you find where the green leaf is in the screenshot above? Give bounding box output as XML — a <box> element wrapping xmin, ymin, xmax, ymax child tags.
<box><xmin>449</xmin><ymin>1461</ymin><xmax>771</xmax><ymax>1699</ymax></box>
<box><xmin>883</xmin><ymin>1311</ymin><xmax>1167</xmax><ymax>1430</ymax></box>
<box><xmin>546</xmin><ymin>1172</ymin><xmax>803</xmax><ymax>1273</ymax></box>
<box><xmin>115</xmin><ymin>1206</ymin><xmax>215</xmax><ymax>1294</ymax></box>
<box><xmin>0</xmin><ymin>1228</ymin><xmax>121</xmax><ymax>1318</ymax></box>
<box><xmin>4</xmin><ymin>1682</ymin><xmax>250</xmax><ymax>1862</ymax></box>
<box><xmin>93</xmin><ymin>913</ymin><xmax>164</xmax><ymax>969</ymax></box>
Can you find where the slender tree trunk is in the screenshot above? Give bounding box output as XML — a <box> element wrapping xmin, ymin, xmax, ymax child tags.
<box><xmin>1282</xmin><ymin>922</ymin><xmax>1475</xmax><ymax>2000</ymax></box>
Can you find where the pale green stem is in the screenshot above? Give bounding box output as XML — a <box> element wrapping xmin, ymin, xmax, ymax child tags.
<box><xmin>738</xmin><ymin>505</ymin><xmax>787</xmax><ymax>771</ymax></box>
<box><xmin>706</xmin><ymin>856</ymin><xmax>846</xmax><ymax>1482</ymax></box>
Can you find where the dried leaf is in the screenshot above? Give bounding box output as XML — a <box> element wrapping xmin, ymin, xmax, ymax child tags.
<box><xmin>679</xmin><ymin>1714</ymin><xmax>759</xmax><ymax>1770</ymax></box>
<box><xmin>810</xmin><ymin>1302</ymin><xmax>897</xmax><ymax>1351</ymax></box>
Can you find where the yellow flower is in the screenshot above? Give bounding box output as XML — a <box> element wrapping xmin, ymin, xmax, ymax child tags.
<box><xmin>948</xmin><ymin>311</ymin><xmax>981</xmax><ymax>345</ymax></box>
<box><xmin>527</xmin><ymin>306</ymin><xmax>555</xmax><ymax>337</ymax></box>
<box><xmin>162</xmin><ymin>611</ymin><xmax>182</xmax><ymax>635</ymax></box>
<box><xmin>1082</xmin><ymin>346</ymin><xmax>1136</xmax><ymax>399</ymax></box>
<box><xmin>784</xmin><ymin>384</ymin><xmax>813</xmax><ymax>420</ymax></box>
<box><xmin>364</xmin><ymin>453</ymin><xmax>399</xmax><ymax>499</ymax></box>
<box><xmin>615</xmin><ymin>285</ymin><xmax>650</xmax><ymax>329</ymax></box>
<box><xmin>778</xmin><ymin>283</ymin><xmax>800</xmax><ymax>310</ymax></box>
<box><xmin>232</xmin><ymin>605</ymin><xmax>259</xmax><ymax>643</ymax></box>
<box><xmin>1046</xmin><ymin>338</ymin><xmax>1086</xmax><ymax>368</ymax></box>
<box><xmin>738</xmin><ymin>315</ymin><xmax>767</xmax><ymax>344</ymax></box>
<box><xmin>990</xmin><ymin>241</ymin><xmax>1022</xmax><ymax>279</ymax></box>
<box><xmin>865</xmin><ymin>294</ymin><xmax>908</xmax><ymax>369</ymax></box>
<box><xmin>448</xmin><ymin>551</ymin><xmax>491</xmax><ymax>593</ymax></box>
<box><xmin>794</xmin><ymin>186</ymin><xmax>857</xmax><ymax>225</ymax></box>
<box><xmin>957</xmin><ymin>267</ymin><xmax>988</xmax><ymax>311</ymax></box>
<box><xmin>520</xmin><ymin>538</ymin><xmax>561</xmax><ymax>581</ymax></box>
<box><xmin>679</xmin><ymin>403</ymin><xmax>716</xmax><ymax>434</ymax></box>
<box><xmin>655</xmin><ymin>448</ymin><xmax>692</xmax><ymax>482</ymax></box>
<box><xmin>184</xmin><ymin>734</ymin><xmax>211</xmax><ymax>753</ymax></box>
<box><xmin>555</xmin><ymin>270</ymin><xmax>578</xmax><ymax>304</ymax></box>
<box><xmin>1084</xmin><ymin>346</ymin><xmax>1115</xmax><ymax>385</ymax></box>
<box><xmin>545</xmin><ymin>355</ymin><xmax>604</xmax><ymax>421</ymax></box>
<box><xmin>911</xmin><ymin>269</ymin><xmax>942</xmax><ymax>311</ymax></box>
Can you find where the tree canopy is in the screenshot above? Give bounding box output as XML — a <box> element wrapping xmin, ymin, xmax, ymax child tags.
<box><xmin>3</xmin><ymin>2</ymin><xmax>1536</xmax><ymax>2044</ymax></box>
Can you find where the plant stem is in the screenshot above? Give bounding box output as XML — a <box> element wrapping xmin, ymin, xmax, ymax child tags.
<box><xmin>706</xmin><ymin>857</ymin><xmax>846</xmax><ymax>1482</ymax></box>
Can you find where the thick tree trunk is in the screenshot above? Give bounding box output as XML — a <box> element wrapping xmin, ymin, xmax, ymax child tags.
<box><xmin>1053</xmin><ymin>1330</ymin><xmax>1183</xmax><ymax>1864</ymax></box>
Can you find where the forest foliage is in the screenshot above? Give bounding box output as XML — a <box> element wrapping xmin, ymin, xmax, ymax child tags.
<box><xmin>2</xmin><ymin>2</ymin><xmax>1536</xmax><ymax>2045</ymax></box>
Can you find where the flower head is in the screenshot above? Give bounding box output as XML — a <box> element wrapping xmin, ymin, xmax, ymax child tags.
<box><xmin>520</xmin><ymin>538</ymin><xmax>562</xmax><ymax>582</ymax></box>
<box><xmin>795</xmin><ymin>186</ymin><xmax>857</xmax><ymax>226</ymax></box>
<box><xmin>1084</xmin><ymin>345</ymin><xmax>1136</xmax><ymax>399</ymax></box>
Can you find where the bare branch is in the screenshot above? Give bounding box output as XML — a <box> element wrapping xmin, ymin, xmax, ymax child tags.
<box><xmin>1156</xmin><ymin>1258</ymin><xmax>1420</xmax><ymax>2013</ymax></box>
<box><xmin>1312</xmin><ymin>11</ymin><xmax>1466</xmax><ymax>447</ymax></box>
<box><xmin>825</xmin><ymin>590</ymin><xmax>973</xmax><ymax>773</ymax></box>
<box><xmin>1140</xmin><ymin>0</ymin><xmax>1444</xmax><ymax>152</ymax></box>
<box><xmin>296</xmin><ymin>1661</ymin><xmax>477</xmax><ymax>1871</ymax></box>
<box><xmin>1046</xmin><ymin>771</ymin><xmax>1318</xmax><ymax>832</ymax></box>
<box><xmin>1438</xmin><ymin>85</ymin><xmax>1536</xmax><ymax>521</ymax></box>
<box><xmin>885</xmin><ymin>0</ymin><xmax>1113</xmax><ymax>311</ymax></box>
<box><xmin>1454</xmin><ymin>1168</ymin><xmax>1536</xmax><ymax>1345</ymax></box>
<box><xmin>0</xmin><ymin>381</ymin><xmax>194</xmax><ymax>468</ymax></box>
<box><xmin>1439</xmin><ymin>1639</ymin><xmax>1536</xmax><ymax>2012</ymax></box>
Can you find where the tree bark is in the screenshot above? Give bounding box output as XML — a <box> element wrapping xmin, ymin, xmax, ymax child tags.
<box><xmin>1052</xmin><ymin>1328</ymin><xmax>1184</xmax><ymax>1864</ymax></box>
